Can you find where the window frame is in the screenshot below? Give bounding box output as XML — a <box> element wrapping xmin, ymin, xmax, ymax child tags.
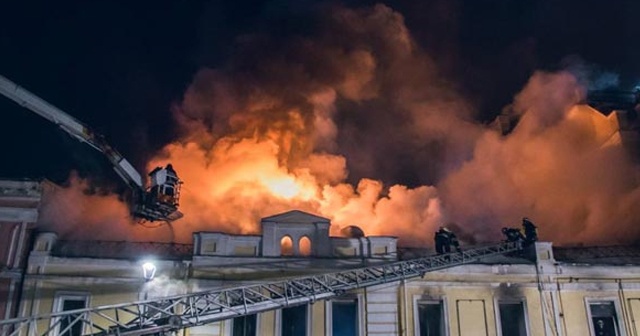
<box><xmin>325</xmin><ymin>294</ymin><xmax>364</xmax><ymax>336</ymax></box>
<box><xmin>413</xmin><ymin>296</ymin><xmax>450</xmax><ymax>336</ymax></box>
<box><xmin>276</xmin><ymin>303</ymin><xmax>311</xmax><ymax>336</ymax></box>
<box><xmin>230</xmin><ymin>313</ymin><xmax>260</xmax><ymax>336</ymax></box>
<box><xmin>584</xmin><ymin>297</ymin><xmax>627</xmax><ymax>336</ymax></box>
<box><xmin>494</xmin><ymin>298</ymin><xmax>530</xmax><ymax>336</ymax></box>
<box><xmin>51</xmin><ymin>291</ymin><xmax>90</xmax><ymax>336</ymax></box>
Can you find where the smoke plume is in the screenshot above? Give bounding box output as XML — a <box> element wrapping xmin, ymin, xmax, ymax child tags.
<box><xmin>38</xmin><ymin>174</ymin><xmax>174</xmax><ymax>241</ymax></box>
<box><xmin>39</xmin><ymin>4</ymin><xmax>640</xmax><ymax>247</ymax></box>
<box><xmin>439</xmin><ymin>71</ymin><xmax>640</xmax><ymax>244</ymax></box>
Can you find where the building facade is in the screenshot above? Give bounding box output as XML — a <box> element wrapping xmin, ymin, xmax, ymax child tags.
<box><xmin>0</xmin><ymin>180</ymin><xmax>40</xmax><ymax>322</ymax></box>
<box><xmin>3</xmin><ymin>180</ymin><xmax>640</xmax><ymax>336</ymax></box>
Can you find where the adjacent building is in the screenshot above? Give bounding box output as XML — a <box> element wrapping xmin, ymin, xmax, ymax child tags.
<box><xmin>0</xmin><ymin>180</ymin><xmax>40</xmax><ymax>322</ymax></box>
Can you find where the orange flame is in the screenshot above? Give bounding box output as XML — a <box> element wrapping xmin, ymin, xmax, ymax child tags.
<box><xmin>148</xmin><ymin>136</ymin><xmax>444</xmax><ymax>244</ymax></box>
<box><xmin>36</xmin><ymin>5</ymin><xmax>640</xmax><ymax>247</ymax></box>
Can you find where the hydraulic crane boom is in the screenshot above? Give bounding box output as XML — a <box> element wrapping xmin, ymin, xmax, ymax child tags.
<box><xmin>0</xmin><ymin>242</ymin><xmax>521</xmax><ymax>336</ymax></box>
<box><xmin>0</xmin><ymin>74</ymin><xmax>183</xmax><ymax>222</ymax></box>
<box><xmin>0</xmin><ymin>74</ymin><xmax>144</xmax><ymax>188</ymax></box>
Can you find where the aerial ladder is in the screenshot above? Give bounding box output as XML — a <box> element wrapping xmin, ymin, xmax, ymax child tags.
<box><xmin>0</xmin><ymin>241</ymin><xmax>522</xmax><ymax>336</ymax></box>
<box><xmin>0</xmin><ymin>74</ymin><xmax>183</xmax><ymax>223</ymax></box>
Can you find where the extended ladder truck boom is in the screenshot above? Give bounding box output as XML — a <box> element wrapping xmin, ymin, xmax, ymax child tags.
<box><xmin>0</xmin><ymin>241</ymin><xmax>522</xmax><ymax>336</ymax></box>
<box><xmin>0</xmin><ymin>74</ymin><xmax>182</xmax><ymax>222</ymax></box>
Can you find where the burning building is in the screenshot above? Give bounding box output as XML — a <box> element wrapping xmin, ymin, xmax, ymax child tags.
<box><xmin>16</xmin><ymin>4</ymin><xmax>637</xmax><ymax>249</ymax></box>
<box><xmin>2</xmin><ymin>3</ymin><xmax>640</xmax><ymax>336</ymax></box>
<box><xmin>3</xmin><ymin>191</ymin><xmax>640</xmax><ymax>336</ymax></box>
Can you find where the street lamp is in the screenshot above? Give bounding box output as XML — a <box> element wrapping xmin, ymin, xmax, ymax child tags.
<box><xmin>142</xmin><ymin>261</ymin><xmax>156</xmax><ymax>282</ymax></box>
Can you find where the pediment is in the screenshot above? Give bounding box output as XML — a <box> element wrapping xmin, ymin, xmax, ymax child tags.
<box><xmin>261</xmin><ymin>210</ymin><xmax>329</xmax><ymax>224</ymax></box>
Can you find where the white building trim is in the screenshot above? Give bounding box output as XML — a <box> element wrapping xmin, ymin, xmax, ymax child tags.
<box><xmin>413</xmin><ymin>295</ymin><xmax>450</xmax><ymax>336</ymax></box>
<box><xmin>51</xmin><ymin>291</ymin><xmax>91</xmax><ymax>335</ymax></box>
<box><xmin>275</xmin><ymin>303</ymin><xmax>311</xmax><ymax>336</ymax></box>
<box><xmin>584</xmin><ymin>296</ymin><xmax>627</xmax><ymax>336</ymax></box>
<box><xmin>325</xmin><ymin>293</ymin><xmax>364</xmax><ymax>336</ymax></box>
<box><xmin>493</xmin><ymin>296</ymin><xmax>531</xmax><ymax>336</ymax></box>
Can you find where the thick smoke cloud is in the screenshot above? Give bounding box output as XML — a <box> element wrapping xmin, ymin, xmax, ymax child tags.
<box><xmin>148</xmin><ymin>4</ymin><xmax>458</xmax><ymax>244</ymax></box>
<box><xmin>39</xmin><ymin>3</ymin><xmax>640</xmax><ymax>247</ymax></box>
<box><xmin>38</xmin><ymin>174</ymin><xmax>175</xmax><ymax>242</ymax></box>
<box><xmin>439</xmin><ymin>71</ymin><xmax>640</xmax><ymax>244</ymax></box>
<box><xmin>179</xmin><ymin>4</ymin><xmax>477</xmax><ymax>185</ymax></box>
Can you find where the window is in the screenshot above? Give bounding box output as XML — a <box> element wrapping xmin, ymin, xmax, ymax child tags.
<box><xmin>281</xmin><ymin>236</ymin><xmax>293</xmax><ymax>256</ymax></box>
<box><xmin>373</xmin><ymin>246</ymin><xmax>388</xmax><ymax>255</ymax></box>
<box><xmin>331</xmin><ymin>299</ymin><xmax>359</xmax><ymax>336</ymax></box>
<box><xmin>281</xmin><ymin>305</ymin><xmax>307</xmax><ymax>336</ymax></box>
<box><xmin>327</xmin><ymin>295</ymin><xmax>362</xmax><ymax>336</ymax></box>
<box><xmin>589</xmin><ymin>302</ymin><xmax>621</xmax><ymax>336</ymax></box>
<box><xmin>417</xmin><ymin>301</ymin><xmax>446</xmax><ymax>336</ymax></box>
<box><xmin>299</xmin><ymin>236</ymin><xmax>311</xmax><ymax>256</ymax></box>
<box><xmin>497</xmin><ymin>301</ymin><xmax>527</xmax><ymax>336</ymax></box>
<box><xmin>53</xmin><ymin>294</ymin><xmax>89</xmax><ymax>336</ymax></box>
<box><xmin>203</xmin><ymin>241</ymin><xmax>217</xmax><ymax>253</ymax></box>
<box><xmin>233</xmin><ymin>314</ymin><xmax>257</xmax><ymax>336</ymax></box>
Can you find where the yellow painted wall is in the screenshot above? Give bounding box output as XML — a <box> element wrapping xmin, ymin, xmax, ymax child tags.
<box><xmin>627</xmin><ymin>298</ymin><xmax>640</xmax><ymax>336</ymax></box>
<box><xmin>21</xmin><ymin>245</ymin><xmax>640</xmax><ymax>336</ymax></box>
<box><xmin>260</xmin><ymin>310</ymin><xmax>276</xmax><ymax>335</ymax></box>
<box><xmin>406</xmin><ymin>279</ymin><xmax>555</xmax><ymax>336</ymax></box>
<box><xmin>188</xmin><ymin>321</ymin><xmax>223</xmax><ymax>336</ymax></box>
<box><xmin>311</xmin><ymin>301</ymin><xmax>325</xmax><ymax>336</ymax></box>
<box><xmin>22</xmin><ymin>280</ymin><xmax>143</xmax><ymax>334</ymax></box>
<box><xmin>522</xmin><ymin>287</ymin><xmax>545</xmax><ymax>336</ymax></box>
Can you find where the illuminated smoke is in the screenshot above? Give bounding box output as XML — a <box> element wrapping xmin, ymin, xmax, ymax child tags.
<box><xmin>39</xmin><ymin>4</ymin><xmax>640</xmax><ymax>247</ymax></box>
<box><xmin>439</xmin><ymin>71</ymin><xmax>640</xmax><ymax>244</ymax></box>
<box><xmin>148</xmin><ymin>4</ymin><xmax>452</xmax><ymax>245</ymax></box>
<box><xmin>38</xmin><ymin>173</ymin><xmax>175</xmax><ymax>242</ymax></box>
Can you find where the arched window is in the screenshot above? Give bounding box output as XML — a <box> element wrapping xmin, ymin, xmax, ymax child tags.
<box><xmin>280</xmin><ymin>236</ymin><xmax>293</xmax><ymax>256</ymax></box>
<box><xmin>299</xmin><ymin>236</ymin><xmax>312</xmax><ymax>256</ymax></box>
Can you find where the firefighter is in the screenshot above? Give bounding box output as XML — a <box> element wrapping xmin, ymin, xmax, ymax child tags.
<box><xmin>501</xmin><ymin>226</ymin><xmax>526</xmax><ymax>255</ymax></box>
<box><xmin>148</xmin><ymin>164</ymin><xmax>180</xmax><ymax>204</ymax></box>
<box><xmin>434</xmin><ymin>227</ymin><xmax>448</xmax><ymax>254</ymax></box>
<box><xmin>522</xmin><ymin>217</ymin><xmax>538</xmax><ymax>244</ymax></box>
<box><xmin>502</xmin><ymin>227</ymin><xmax>524</xmax><ymax>243</ymax></box>
<box><xmin>434</xmin><ymin>227</ymin><xmax>461</xmax><ymax>254</ymax></box>
<box><xmin>165</xmin><ymin>163</ymin><xmax>176</xmax><ymax>175</ymax></box>
<box><xmin>449</xmin><ymin>230</ymin><xmax>462</xmax><ymax>252</ymax></box>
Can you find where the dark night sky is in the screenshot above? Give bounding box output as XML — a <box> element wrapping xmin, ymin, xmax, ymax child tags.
<box><xmin>1</xmin><ymin>0</ymin><xmax>639</xmax><ymax>186</ymax></box>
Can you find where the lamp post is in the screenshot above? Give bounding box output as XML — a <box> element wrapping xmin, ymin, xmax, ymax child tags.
<box><xmin>142</xmin><ymin>261</ymin><xmax>156</xmax><ymax>282</ymax></box>
<box><xmin>141</xmin><ymin>261</ymin><xmax>157</xmax><ymax>307</ymax></box>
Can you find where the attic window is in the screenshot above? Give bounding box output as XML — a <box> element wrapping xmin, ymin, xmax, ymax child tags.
<box><xmin>281</xmin><ymin>236</ymin><xmax>293</xmax><ymax>256</ymax></box>
<box><xmin>299</xmin><ymin>236</ymin><xmax>311</xmax><ymax>256</ymax></box>
<box><xmin>203</xmin><ymin>242</ymin><xmax>217</xmax><ymax>253</ymax></box>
